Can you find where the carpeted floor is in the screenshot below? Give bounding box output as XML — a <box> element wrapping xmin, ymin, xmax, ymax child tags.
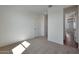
<box><xmin>0</xmin><ymin>36</ymin><xmax>79</xmax><ymax>54</ymax></box>
<box><xmin>22</xmin><ymin>37</ymin><xmax>79</xmax><ymax>54</ymax></box>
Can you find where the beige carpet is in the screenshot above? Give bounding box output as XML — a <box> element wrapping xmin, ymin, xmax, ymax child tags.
<box><xmin>23</xmin><ymin>37</ymin><xmax>79</xmax><ymax>54</ymax></box>
<box><xmin>0</xmin><ymin>36</ymin><xmax>79</xmax><ymax>54</ymax></box>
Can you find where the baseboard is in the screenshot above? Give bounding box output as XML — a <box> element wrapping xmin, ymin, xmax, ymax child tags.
<box><xmin>0</xmin><ymin>36</ymin><xmax>44</xmax><ymax>48</ymax></box>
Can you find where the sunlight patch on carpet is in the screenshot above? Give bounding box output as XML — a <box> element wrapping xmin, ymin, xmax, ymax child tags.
<box><xmin>12</xmin><ymin>41</ymin><xmax>30</xmax><ymax>54</ymax></box>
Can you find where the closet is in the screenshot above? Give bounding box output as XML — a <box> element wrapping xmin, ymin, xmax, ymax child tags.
<box><xmin>64</xmin><ymin>6</ymin><xmax>78</xmax><ymax>48</ymax></box>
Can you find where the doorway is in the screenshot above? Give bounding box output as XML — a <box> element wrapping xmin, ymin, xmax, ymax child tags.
<box><xmin>44</xmin><ymin>14</ymin><xmax>48</xmax><ymax>38</ymax></box>
<box><xmin>64</xmin><ymin>6</ymin><xmax>78</xmax><ymax>48</ymax></box>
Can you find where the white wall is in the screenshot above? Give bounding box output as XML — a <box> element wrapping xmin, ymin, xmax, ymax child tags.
<box><xmin>0</xmin><ymin>6</ymin><xmax>42</xmax><ymax>47</ymax></box>
<box><xmin>48</xmin><ymin>6</ymin><xmax>64</xmax><ymax>45</ymax></box>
